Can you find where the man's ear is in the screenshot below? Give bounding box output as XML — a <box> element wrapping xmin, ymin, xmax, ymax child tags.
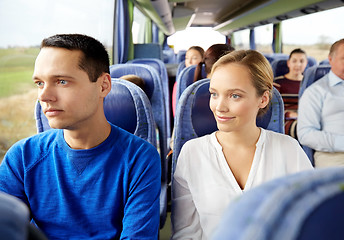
<box><xmin>259</xmin><ymin>90</ymin><xmax>270</xmax><ymax>109</ymax></box>
<box><xmin>99</xmin><ymin>73</ymin><xmax>112</xmax><ymax>97</ymax></box>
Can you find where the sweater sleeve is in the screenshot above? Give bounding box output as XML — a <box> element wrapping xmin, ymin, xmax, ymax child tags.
<box><xmin>120</xmin><ymin>143</ymin><xmax>161</xmax><ymax>240</ymax></box>
<box><xmin>0</xmin><ymin>143</ymin><xmax>27</xmax><ymax>205</ymax></box>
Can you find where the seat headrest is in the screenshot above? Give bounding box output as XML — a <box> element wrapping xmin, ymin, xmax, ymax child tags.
<box><xmin>104</xmin><ymin>82</ymin><xmax>137</xmax><ymax>134</ymax></box>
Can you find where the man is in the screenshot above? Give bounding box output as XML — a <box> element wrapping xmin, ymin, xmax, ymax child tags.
<box><xmin>0</xmin><ymin>34</ymin><xmax>161</xmax><ymax>239</ymax></box>
<box><xmin>298</xmin><ymin>38</ymin><xmax>344</xmax><ymax>167</ymax></box>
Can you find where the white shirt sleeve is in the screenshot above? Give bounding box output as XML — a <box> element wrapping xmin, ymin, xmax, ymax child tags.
<box><xmin>171</xmin><ymin>145</ymin><xmax>203</xmax><ymax>240</ymax></box>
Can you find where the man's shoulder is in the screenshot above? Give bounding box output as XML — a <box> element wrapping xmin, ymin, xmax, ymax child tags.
<box><xmin>11</xmin><ymin>129</ymin><xmax>60</xmax><ymax>150</ymax></box>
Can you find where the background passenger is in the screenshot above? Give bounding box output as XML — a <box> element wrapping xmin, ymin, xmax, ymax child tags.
<box><xmin>185</xmin><ymin>46</ymin><xmax>204</xmax><ymax>68</ymax></box>
<box><xmin>171</xmin><ymin>50</ymin><xmax>313</xmax><ymax>240</ymax></box>
<box><xmin>297</xmin><ymin>38</ymin><xmax>344</xmax><ymax>168</ymax></box>
<box><xmin>273</xmin><ymin>48</ymin><xmax>308</xmax><ymax>138</ymax></box>
<box><xmin>120</xmin><ymin>74</ymin><xmax>146</xmax><ymax>92</ymax></box>
<box><xmin>172</xmin><ymin>46</ymin><xmax>205</xmax><ymax>117</ymax></box>
<box><xmin>193</xmin><ymin>43</ymin><xmax>235</xmax><ymax>82</ymax></box>
<box><xmin>0</xmin><ymin>34</ymin><xmax>161</xmax><ymax>239</ymax></box>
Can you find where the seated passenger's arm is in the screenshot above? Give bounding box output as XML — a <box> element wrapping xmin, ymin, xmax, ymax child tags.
<box><xmin>121</xmin><ymin>145</ymin><xmax>161</xmax><ymax>239</ymax></box>
<box><xmin>297</xmin><ymin>88</ymin><xmax>344</xmax><ymax>152</ymax></box>
<box><xmin>0</xmin><ymin>144</ymin><xmax>27</xmax><ymax>204</ymax></box>
<box><xmin>171</xmin><ymin>152</ymin><xmax>202</xmax><ymax>239</ymax></box>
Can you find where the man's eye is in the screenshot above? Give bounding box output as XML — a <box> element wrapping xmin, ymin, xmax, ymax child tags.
<box><xmin>58</xmin><ymin>80</ymin><xmax>67</xmax><ymax>85</ymax></box>
<box><xmin>35</xmin><ymin>81</ymin><xmax>44</xmax><ymax>87</ymax></box>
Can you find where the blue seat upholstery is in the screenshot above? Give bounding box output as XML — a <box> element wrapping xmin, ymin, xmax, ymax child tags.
<box><xmin>174</xmin><ymin>64</ymin><xmax>207</xmax><ymax>112</ymax></box>
<box><xmin>109</xmin><ymin>66</ymin><xmax>169</xmax><ymax>227</ymax></box>
<box><xmin>110</xmin><ymin>64</ymin><xmax>168</xmax><ymax>158</ymax></box>
<box><xmin>172</xmin><ymin>79</ymin><xmax>284</xmax><ymax>173</ymax></box>
<box><xmin>298</xmin><ymin>65</ymin><xmax>331</xmax><ymax>165</ymax></box>
<box><xmin>176</xmin><ymin>61</ymin><xmax>186</xmax><ymax>78</ymax></box>
<box><xmin>134</xmin><ymin>43</ymin><xmax>163</xmax><ymax>60</ymax></box>
<box><xmin>212</xmin><ymin>167</ymin><xmax>344</xmax><ymax>240</ymax></box>
<box><xmin>271</xmin><ymin>56</ymin><xmax>317</xmax><ymax>78</ymax></box>
<box><xmin>127</xmin><ymin>58</ymin><xmax>171</xmax><ymax>142</ymax></box>
<box><xmin>163</xmin><ymin>48</ymin><xmax>176</xmax><ymax>63</ymax></box>
<box><xmin>176</xmin><ymin>50</ymin><xmax>186</xmax><ymax>63</ymax></box>
<box><xmin>319</xmin><ymin>59</ymin><xmax>329</xmax><ymax>65</ymax></box>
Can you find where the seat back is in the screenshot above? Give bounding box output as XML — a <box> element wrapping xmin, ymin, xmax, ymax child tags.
<box><xmin>212</xmin><ymin>167</ymin><xmax>344</xmax><ymax>240</ymax></box>
<box><xmin>127</xmin><ymin>58</ymin><xmax>171</xmax><ymax>141</ymax></box>
<box><xmin>133</xmin><ymin>43</ymin><xmax>163</xmax><ymax>60</ymax></box>
<box><xmin>271</xmin><ymin>56</ymin><xmax>317</xmax><ymax>78</ymax></box>
<box><xmin>163</xmin><ymin>48</ymin><xmax>176</xmax><ymax>63</ymax></box>
<box><xmin>319</xmin><ymin>59</ymin><xmax>329</xmax><ymax>65</ymax></box>
<box><xmin>174</xmin><ymin>64</ymin><xmax>208</xmax><ymax>112</ymax></box>
<box><xmin>298</xmin><ymin>64</ymin><xmax>331</xmax><ymax>164</ymax></box>
<box><xmin>176</xmin><ymin>61</ymin><xmax>186</xmax><ymax>77</ymax></box>
<box><xmin>35</xmin><ymin>79</ymin><xmax>157</xmax><ymax>147</ymax></box>
<box><xmin>109</xmin><ymin>64</ymin><xmax>168</xmax><ymax>181</ymax></box>
<box><xmin>299</xmin><ymin>64</ymin><xmax>331</xmax><ymax>97</ymax></box>
<box><xmin>176</xmin><ymin>50</ymin><xmax>186</xmax><ymax>63</ymax></box>
<box><xmin>172</xmin><ymin>79</ymin><xmax>284</xmax><ymax>173</ymax></box>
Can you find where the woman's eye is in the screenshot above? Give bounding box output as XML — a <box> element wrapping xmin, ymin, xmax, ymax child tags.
<box><xmin>210</xmin><ymin>92</ymin><xmax>217</xmax><ymax>97</ymax></box>
<box><xmin>231</xmin><ymin>94</ymin><xmax>240</xmax><ymax>99</ymax></box>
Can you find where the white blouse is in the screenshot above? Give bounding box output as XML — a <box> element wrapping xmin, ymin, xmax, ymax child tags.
<box><xmin>171</xmin><ymin>128</ymin><xmax>313</xmax><ymax>240</ymax></box>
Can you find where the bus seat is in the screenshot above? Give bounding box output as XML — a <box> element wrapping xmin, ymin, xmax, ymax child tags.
<box><xmin>176</xmin><ymin>50</ymin><xmax>186</xmax><ymax>63</ymax></box>
<box><xmin>262</xmin><ymin>53</ymin><xmax>275</xmax><ymax>63</ymax></box>
<box><xmin>134</xmin><ymin>43</ymin><xmax>163</xmax><ymax>60</ymax></box>
<box><xmin>174</xmin><ymin>64</ymin><xmax>207</xmax><ymax>113</ymax></box>
<box><xmin>127</xmin><ymin>58</ymin><xmax>171</xmax><ymax>143</ymax></box>
<box><xmin>212</xmin><ymin>167</ymin><xmax>344</xmax><ymax>240</ymax></box>
<box><xmin>271</xmin><ymin>56</ymin><xmax>317</xmax><ymax>78</ymax></box>
<box><xmin>35</xmin><ymin>79</ymin><xmax>157</xmax><ymax>147</ymax></box>
<box><xmin>172</xmin><ymin>79</ymin><xmax>284</xmax><ymax>174</ymax></box>
<box><xmin>163</xmin><ymin>48</ymin><xmax>176</xmax><ymax>64</ymax></box>
<box><xmin>319</xmin><ymin>59</ymin><xmax>329</xmax><ymax>65</ymax></box>
<box><xmin>109</xmin><ymin>64</ymin><xmax>168</xmax><ymax>160</ymax></box>
<box><xmin>298</xmin><ymin>65</ymin><xmax>331</xmax><ymax>165</ymax></box>
<box><xmin>109</xmin><ymin>66</ymin><xmax>169</xmax><ymax>227</ymax></box>
<box><xmin>176</xmin><ymin>61</ymin><xmax>186</xmax><ymax>77</ymax></box>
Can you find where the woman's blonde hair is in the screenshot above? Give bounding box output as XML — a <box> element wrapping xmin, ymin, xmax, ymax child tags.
<box><xmin>210</xmin><ymin>50</ymin><xmax>273</xmax><ymax>116</ymax></box>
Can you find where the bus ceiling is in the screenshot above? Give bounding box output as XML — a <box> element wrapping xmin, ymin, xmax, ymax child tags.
<box><xmin>134</xmin><ymin>0</ymin><xmax>344</xmax><ymax>36</ymax></box>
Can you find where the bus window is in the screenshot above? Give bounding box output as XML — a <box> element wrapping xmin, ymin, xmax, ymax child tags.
<box><xmin>132</xmin><ymin>6</ymin><xmax>147</xmax><ymax>44</ymax></box>
<box><xmin>167</xmin><ymin>27</ymin><xmax>226</xmax><ymax>53</ymax></box>
<box><xmin>0</xmin><ymin>0</ymin><xmax>114</xmax><ymax>161</ymax></box>
<box><xmin>255</xmin><ymin>24</ymin><xmax>273</xmax><ymax>54</ymax></box>
<box><xmin>232</xmin><ymin>29</ymin><xmax>250</xmax><ymax>50</ymax></box>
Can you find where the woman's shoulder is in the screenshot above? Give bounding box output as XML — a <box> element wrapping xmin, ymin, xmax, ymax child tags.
<box><xmin>182</xmin><ymin>132</ymin><xmax>214</xmax><ymax>149</ymax></box>
<box><xmin>263</xmin><ymin>129</ymin><xmax>299</xmax><ymax>146</ymax></box>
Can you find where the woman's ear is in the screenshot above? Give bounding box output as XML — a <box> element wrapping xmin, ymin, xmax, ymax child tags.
<box><xmin>258</xmin><ymin>90</ymin><xmax>270</xmax><ymax>109</ymax></box>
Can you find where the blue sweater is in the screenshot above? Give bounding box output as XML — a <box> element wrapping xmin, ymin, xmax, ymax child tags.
<box><xmin>0</xmin><ymin>124</ymin><xmax>161</xmax><ymax>239</ymax></box>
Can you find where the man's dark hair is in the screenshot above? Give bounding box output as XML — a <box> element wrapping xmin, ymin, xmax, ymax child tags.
<box><xmin>41</xmin><ymin>34</ymin><xmax>110</xmax><ymax>82</ymax></box>
<box><xmin>289</xmin><ymin>48</ymin><xmax>306</xmax><ymax>59</ymax></box>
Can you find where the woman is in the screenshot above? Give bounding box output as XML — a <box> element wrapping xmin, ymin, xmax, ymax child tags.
<box><xmin>185</xmin><ymin>46</ymin><xmax>204</xmax><ymax>68</ymax></box>
<box><xmin>171</xmin><ymin>50</ymin><xmax>313</xmax><ymax>240</ymax></box>
<box><xmin>193</xmin><ymin>43</ymin><xmax>235</xmax><ymax>82</ymax></box>
<box><xmin>172</xmin><ymin>46</ymin><xmax>205</xmax><ymax>116</ymax></box>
